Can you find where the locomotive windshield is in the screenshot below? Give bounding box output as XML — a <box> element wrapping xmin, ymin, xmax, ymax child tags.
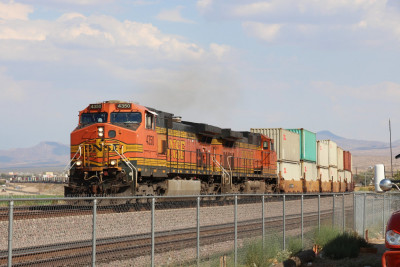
<box><xmin>81</xmin><ymin>112</ymin><xmax>108</xmax><ymax>125</ymax></box>
<box><xmin>111</xmin><ymin>112</ymin><xmax>142</xmax><ymax>124</ymax></box>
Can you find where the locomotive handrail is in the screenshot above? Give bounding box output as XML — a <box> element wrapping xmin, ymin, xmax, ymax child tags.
<box><xmin>113</xmin><ymin>147</ymin><xmax>138</xmax><ymax>193</ymax></box>
<box><xmin>63</xmin><ymin>145</ymin><xmax>82</xmax><ymax>173</ymax></box>
<box><xmin>212</xmin><ymin>155</ymin><xmax>231</xmax><ymax>187</ymax></box>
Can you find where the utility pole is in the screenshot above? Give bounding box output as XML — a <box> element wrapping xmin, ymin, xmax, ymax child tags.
<box><xmin>390</xmin><ymin>119</ymin><xmax>393</xmax><ymax>178</ymax></box>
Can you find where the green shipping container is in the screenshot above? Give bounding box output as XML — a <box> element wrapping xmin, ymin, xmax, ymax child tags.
<box><xmin>287</xmin><ymin>129</ymin><xmax>316</xmax><ymax>162</ymax></box>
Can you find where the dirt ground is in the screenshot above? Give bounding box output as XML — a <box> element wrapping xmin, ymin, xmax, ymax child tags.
<box><xmin>0</xmin><ymin>183</ymin><xmax>65</xmax><ymax>196</ymax></box>
<box><xmin>309</xmin><ymin>238</ymin><xmax>386</xmax><ymax>267</ymax></box>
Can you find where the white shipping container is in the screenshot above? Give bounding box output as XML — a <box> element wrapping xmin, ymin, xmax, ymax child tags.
<box><xmin>344</xmin><ymin>170</ymin><xmax>352</xmax><ymax>183</ymax></box>
<box><xmin>278</xmin><ymin>161</ymin><xmax>301</xmax><ymax>181</ymax></box>
<box><xmin>318</xmin><ymin>167</ymin><xmax>330</xmax><ymax>182</ymax></box>
<box><xmin>251</xmin><ymin>128</ymin><xmax>300</xmax><ymax>162</ymax></box>
<box><xmin>317</xmin><ymin>141</ymin><xmax>329</xmax><ymax>168</ymax></box>
<box><xmin>329</xmin><ymin>166</ymin><xmax>338</xmax><ymax>182</ymax></box>
<box><xmin>338</xmin><ymin>170</ymin><xmax>345</xmax><ymax>182</ymax></box>
<box><xmin>321</xmin><ymin>140</ymin><xmax>338</xmax><ymax>167</ymax></box>
<box><xmin>337</xmin><ymin>147</ymin><xmax>344</xmax><ymax>170</ymax></box>
<box><xmin>301</xmin><ymin>161</ymin><xmax>317</xmax><ymax>181</ymax></box>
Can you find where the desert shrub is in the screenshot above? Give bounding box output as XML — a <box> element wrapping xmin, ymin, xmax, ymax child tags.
<box><xmin>288</xmin><ymin>238</ymin><xmax>303</xmax><ymax>256</ymax></box>
<box><xmin>313</xmin><ymin>225</ymin><xmax>341</xmax><ymax>248</ymax></box>
<box><xmin>244</xmin><ymin>234</ymin><xmax>286</xmax><ymax>267</ymax></box>
<box><xmin>322</xmin><ymin>231</ymin><xmax>370</xmax><ymax>259</ymax></box>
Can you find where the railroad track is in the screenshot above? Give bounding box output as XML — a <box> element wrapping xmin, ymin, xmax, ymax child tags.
<box><xmin>0</xmin><ymin>194</ymin><xmax>345</xmax><ymax>221</ymax></box>
<box><xmin>0</xmin><ymin>208</ymin><xmax>353</xmax><ymax>267</ymax></box>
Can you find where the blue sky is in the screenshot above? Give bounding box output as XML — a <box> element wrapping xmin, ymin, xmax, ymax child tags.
<box><xmin>0</xmin><ymin>0</ymin><xmax>399</xmax><ymax>150</ymax></box>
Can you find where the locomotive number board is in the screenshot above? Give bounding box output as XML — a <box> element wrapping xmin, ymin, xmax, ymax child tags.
<box><xmin>90</xmin><ymin>104</ymin><xmax>102</xmax><ymax>109</ymax></box>
<box><xmin>116</xmin><ymin>103</ymin><xmax>132</xmax><ymax>109</ymax></box>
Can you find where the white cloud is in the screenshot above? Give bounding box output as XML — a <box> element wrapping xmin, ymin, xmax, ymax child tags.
<box><xmin>198</xmin><ymin>0</ymin><xmax>400</xmax><ymax>47</ymax></box>
<box><xmin>242</xmin><ymin>22</ymin><xmax>281</xmax><ymax>42</ymax></box>
<box><xmin>209</xmin><ymin>43</ymin><xmax>231</xmax><ymax>59</ymax></box>
<box><xmin>18</xmin><ymin>0</ymin><xmax>116</xmax><ymax>6</ymax></box>
<box><xmin>0</xmin><ymin>12</ymin><xmax>211</xmax><ymax>61</ymax></box>
<box><xmin>0</xmin><ymin>1</ymin><xmax>33</xmax><ymax>20</ymax></box>
<box><xmin>0</xmin><ymin>20</ymin><xmax>47</xmax><ymax>40</ymax></box>
<box><xmin>225</xmin><ymin>0</ymin><xmax>382</xmax><ymax>18</ymax></box>
<box><xmin>156</xmin><ymin>6</ymin><xmax>194</xmax><ymax>24</ymax></box>
<box><xmin>231</xmin><ymin>2</ymin><xmax>275</xmax><ymax>17</ymax></box>
<box><xmin>197</xmin><ymin>0</ymin><xmax>213</xmax><ymax>12</ymax></box>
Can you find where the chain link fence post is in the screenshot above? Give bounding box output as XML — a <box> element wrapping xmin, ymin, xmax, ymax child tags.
<box><xmin>234</xmin><ymin>195</ymin><xmax>238</xmax><ymax>267</ymax></box>
<box><xmin>262</xmin><ymin>195</ymin><xmax>265</xmax><ymax>250</ymax></box>
<box><xmin>301</xmin><ymin>194</ymin><xmax>304</xmax><ymax>249</ymax></box>
<box><xmin>8</xmin><ymin>200</ymin><xmax>14</xmax><ymax>267</ymax></box>
<box><xmin>318</xmin><ymin>194</ymin><xmax>320</xmax><ymax>233</ymax></box>
<box><xmin>342</xmin><ymin>193</ymin><xmax>345</xmax><ymax>232</ymax></box>
<box><xmin>383</xmin><ymin>194</ymin><xmax>386</xmax><ymax>238</ymax></box>
<box><xmin>332</xmin><ymin>194</ymin><xmax>335</xmax><ymax>228</ymax></box>
<box><xmin>151</xmin><ymin>197</ymin><xmax>155</xmax><ymax>267</ymax></box>
<box><xmin>283</xmin><ymin>195</ymin><xmax>286</xmax><ymax>250</ymax></box>
<box><xmin>363</xmin><ymin>193</ymin><xmax>366</xmax><ymax>238</ymax></box>
<box><xmin>92</xmin><ymin>199</ymin><xmax>97</xmax><ymax>267</ymax></box>
<box><xmin>197</xmin><ymin>196</ymin><xmax>200</xmax><ymax>267</ymax></box>
<box><xmin>353</xmin><ymin>193</ymin><xmax>356</xmax><ymax>231</ymax></box>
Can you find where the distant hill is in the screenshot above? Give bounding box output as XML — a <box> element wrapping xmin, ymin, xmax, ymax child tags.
<box><xmin>0</xmin><ymin>142</ymin><xmax>69</xmax><ymax>172</ymax></box>
<box><xmin>316</xmin><ymin>130</ymin><xmax>400</xmax><ymax>172</ymax></box>
<box><xmin>316</xmin><ymin>130</ymin><xmax>391</xmax><ymax>151</ymax></box>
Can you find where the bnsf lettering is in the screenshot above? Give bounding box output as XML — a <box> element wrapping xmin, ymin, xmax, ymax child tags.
<box><xmin>168</xmin><ymin>140</ymin><xmax>186</xmax><ymax>160</ymax></box>
<box><xmin>88</xmin><ymin>144</ymin><xmax>118</xmax><ymax>152</ymax></box>
<box><xmin>168</xmin><ymin>140</ymin><xmax>186</xmax><ymax>150</ymax></box>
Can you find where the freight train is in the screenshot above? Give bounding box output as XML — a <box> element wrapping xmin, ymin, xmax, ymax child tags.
<box><xmin>65</xmin><ymin>100</ymin><xmax>353</xmax><ymax>197</ymax></box>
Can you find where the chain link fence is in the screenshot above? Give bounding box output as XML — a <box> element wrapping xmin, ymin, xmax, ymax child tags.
<box><xmin>354</xmin><ymin>192</ymin><xmax>400</xmax><ymax>240</ymax></box>
<box><xmin>0</xmin><ymin>192</ymin><xmax>394</xmax><ymax>267</ymax></box>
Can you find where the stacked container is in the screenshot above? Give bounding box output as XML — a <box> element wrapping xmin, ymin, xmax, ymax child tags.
<box><xmin>251</xmin><ymin>128</ymin><xmax>301</xmax><ymax>193</ymax></box>
<box><xmin>343</xmin><ymin>151</ymin><xmax>353</xmax><ymax>191</ymax></box>
<box><xmin>288</xmin><ymin>129</ymin><xmax>318</xmax><ymax>192</ymax></box>
<box><xmin>317</xmin><ymin>141</ymin><xmax>330</xmax><ymax>192</ymax></box>
<box><xmin>337</xmin><ymin>147</ymin><xmax>345</xmax><ymax>192</ymax></box>
<box><xmin>320</xmin><ymin>140</ymin><xmax>339</xmax><ymax>192</ymax></box>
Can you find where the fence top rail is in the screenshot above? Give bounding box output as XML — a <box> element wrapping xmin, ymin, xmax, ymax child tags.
<box><xmin>354</xmin><ymin>191</ymin><xmax>400</xmax><ymax>195</ymax></box>
<box><xmin>0</xmin><ymin>192</ymin><xmax>354</xmax><ymax>202</ymax></box>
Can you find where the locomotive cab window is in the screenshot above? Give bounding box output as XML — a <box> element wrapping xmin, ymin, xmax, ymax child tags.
<box><xmin>145</xmin><ymin>112</ymin><xmax>155</xmax><ymax>130</ymax></box>
<box><xmin>111</xmin><ymin>112</ymin><xmax>142</xmax><ymax>124</ymax></box>
<box><xmin>263</xmin><ymin>141</ymin><xmax>269</xmax><ymax>150</ymax></box>
<box><xmin>81</xmin><ymin>112</ymin><xmax>108</xmax><ymax>125</ymax></box>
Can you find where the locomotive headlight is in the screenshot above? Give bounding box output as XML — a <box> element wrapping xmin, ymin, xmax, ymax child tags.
<box><xmin>110</xmin><ymin>159</ymin><xmax>117</xmax><ymax>166</ymax></box>
<box><xmin>76</xmin><ymin>160</ymin><xmax>82</xmax><ymax>167</ymax></box>
<box><xmin>98</xmin><ymin>127</ymin><xmax>104</xmax><ymax>137</ymax></box>
<box><xmin>386</xmin><ymin>230</ymin><xmax>400</xmax><ymax>245</ymax></box>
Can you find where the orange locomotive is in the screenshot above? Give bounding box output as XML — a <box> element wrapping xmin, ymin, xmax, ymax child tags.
<box><xmin>65</xmin><ymin>101</ymin><xmax>278</xmax><ymax>196</ymax></box>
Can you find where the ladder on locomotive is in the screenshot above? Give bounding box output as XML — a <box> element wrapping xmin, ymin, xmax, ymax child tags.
<box><xmin>212</xmin><ymin>156</ymin><xmax>232</xmax><ymax>187</ymax></box>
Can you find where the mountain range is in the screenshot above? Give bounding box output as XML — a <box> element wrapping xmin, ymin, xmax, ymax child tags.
<box><xmin>0</xmin><ymin>131</ymin><xmax>399</xmax><ymax>173</ymax></box>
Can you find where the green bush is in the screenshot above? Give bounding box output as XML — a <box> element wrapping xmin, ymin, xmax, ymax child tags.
<box><xmin>244</xmin><ymin>241</ymin><xmax>274</xmax><ymax>267</ymax></box>
<box><xmin>322</xmin><ymin>231</ymin><xmax>370</xmax><ymax>259</ymax></box>
<box><xmin>288</xmin><ymin>238</ymin><xmax>303</xmax><ymax>256</ymax></box>
<box><xmin>243</xmin><ymin>235</ymin><xmax>287</xmax><ymax>267</ymax></box>
<box><xmin>243</xmin><ymin>235</ymin><xmax>304</xmax><ymax>267</ymax></box>
<box><xmin>313</xmin><ymin>225</ymin><xmax>341</xmax><ymax>248</ymax></box>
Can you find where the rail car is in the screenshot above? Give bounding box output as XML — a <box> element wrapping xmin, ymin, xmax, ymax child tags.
<box><xmin>65</xmin><ymin>101</ymin><xmax>278</xmax><ymax>197</ymax></box>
